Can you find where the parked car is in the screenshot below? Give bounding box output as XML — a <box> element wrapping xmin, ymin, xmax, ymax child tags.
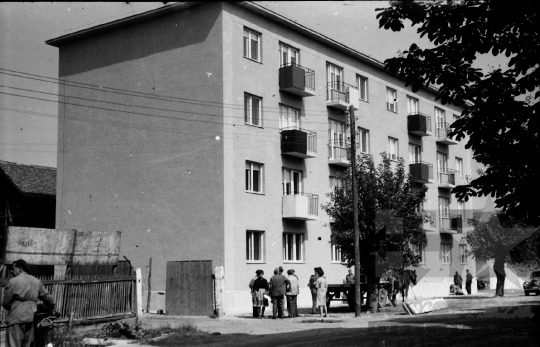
<box><xmin>523</xmin><ymin>270</ymin><xmax>540</xmax><ymax>296</ymax></box>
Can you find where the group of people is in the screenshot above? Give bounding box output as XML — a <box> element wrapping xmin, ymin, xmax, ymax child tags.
<box><xmin>451</xmin><ymin>269</ymin><xmax>474</xmax><ymax>295</ymax></box>
<box><xmin>249</xmin><ymin>266</ymin><xmax>329</xmax><ymax>319</ymax></box>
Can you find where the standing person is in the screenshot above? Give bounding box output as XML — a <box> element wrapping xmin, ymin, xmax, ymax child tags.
<box><xmin>278</xmin><ymin>266</ymin><xmax>286</xmax><ymax>316</ymax></box>
<box><xmin>465</xmin><ymin>269</ymin><xmax>473</xmax><ymax>295</ymax></box>
<box><xmin>2</xmin><ymin>259</ymin><xmax>55</xmax><ymax>347</ymax></box>
<box><xmin>308</xmin><ymin>268</ymin><xmax>319</xmax><ymax>314</ymax></box>
<box><xmin>268</xmin><ymin>268</ymin><xmax>290</xmax><ymax>319</ymax></box>
<box><xmin>252</xmin><ymin>270</ymin><xmax>269</xmax><ymax>318</ymax></box>
<box><xmin>454</xmin><ymin>271</ymin><xmax>463</xmax><ymax>289</ymax></box>
<box><xmin>249</xmin><ymin>271</ymin><xmax>259</xmax><ymax>318</ymax></box>
<box><xmin>286</xmin><ymin>269</ymin><xmax>299</xmax><ymax>318</ymax></box>
<box><xmin>315</xmin><ymin>268</ymin><xmax>328</xmax><ymax>318</ymax></box>
<box><xmin>346</xmin><ymin>268</ymin><xmax>355</xmax><ymax>284</ymax></box>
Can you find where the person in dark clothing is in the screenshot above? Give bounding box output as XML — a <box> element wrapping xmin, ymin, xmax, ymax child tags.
<box><xmin>494</xmin><ymin>259</ymin><xmax>506</xmax><ymax>297</ymax></box>
<box><xmin>454</xmin><ymin>271</ymin><xmax>463</xmax><ymax>289</ymax></box>
<box><xmin>308</xmin><ymin>268</ymin><xmax>320</xmax><ymax>314</ymax></box>
<box><xmin>465</xmin><ymin>269</ymin><xmax>473</xmax><ymax>295</ymax></box>
<box><xmin>252</xmin><ymin>270</ymin><xmax>269</xmax><ymax>318</ymax></box>
<box><xmin>269</xmin><ymin>268</ymin><xmax>290</xmax><ymax>319</ymax></box>
<box><xmin>2</xmin><ymin>259</ymin><xmax>55</xmax><ymax>347</ymax></box>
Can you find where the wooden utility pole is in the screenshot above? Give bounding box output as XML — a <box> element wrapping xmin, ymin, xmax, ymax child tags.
<box><xmin>349</xmin><ymin>104</ymin><xmax>361</xmax><ymax>317</ymax></box>
<box><xmin>146</xmin><ymin>257</ymin><xmax>152</xmax><ymax>313</ymax></box>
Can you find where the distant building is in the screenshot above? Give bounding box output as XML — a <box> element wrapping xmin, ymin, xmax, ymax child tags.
<box><xmin>46</xmin><ymin>2</ymin><xmax>486</xmax><ymax>314</ymax></box>
<box><xmin>0</xmin><ymin>160</ymin><xmax>56</xmax><ymax>258</ymax></box>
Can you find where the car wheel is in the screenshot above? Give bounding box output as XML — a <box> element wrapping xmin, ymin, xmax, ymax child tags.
<box><xmin>524</xmin><ymin>291</ymin><xmax>530</xmax><ymax>296</ymax></box>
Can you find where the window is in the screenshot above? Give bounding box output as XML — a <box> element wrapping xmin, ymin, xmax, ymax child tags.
<box><xmin>458</xmin><ymin>200</ymin><xmax>465</xmax><ymax>221</ymax></box>
<box><xmin>279</xmin><ymin>104</ymin><xmax>300</xmax><ymax>129</ymax></box>
<box><xmin>412</xmin><ymin>243</ymin><xmax>426</xmax><ymax>264</ymax></box>
<box><xmin>246</xmin><ymin>231</ymin><xmax>265</xmax><ymax>262</ymax></box>
<box><xmin>328</xmin><ymin>120</ymin><xmax>347</xmax><ymax>159</ymax></box>
<box><xmin>243</xmin><ymin>28</ymin><xmax>261</xmax><ymax>62</ymax></box>
<box><xmin>327</xmin><ymin>63</ymin><xmax>344</xmax><ymax>93</ymax></box>
<box><xmin>386</xmin><ymin>87</ymin><xmax>398</xmax><ymax>112</ymax></box>
<box><xmin>357</xmin><ymin>75</ymin><xmax>368</xmax><ymax>101</ymax></box>
<box><xmin>283</xmin><ymin>168</ymin><xmax>302</xmax><ymax>195</ymax></box>
<box><xmin>331</xmin><ymin>241</ymin><xmax>342</xmax><ymax>263</ymax></box>
<box><xmin>283</xmin><ymin>233</ymin><xmax>305</xmax><ymax>262</ymax></box>
<box><xmin>409</xmin><ymin>144</ymin><xmax>421</xmax><ymax>164</ymax></box>
<box><xmin>388</xmin><ymin>137</ymin><xmax>399</xmax><ymax>160</ymax></box>
<box><xmin>439</xmin><ymin>197</ymin><xmax>450</xmax><ymax>218</ymax></box>
<box><xmin>437</xmin><ymin>152</ymin><xmax>448</xmax><ymax>173</ymax></box>
<box><xmin>279</xmin><ymin>43</ymin><xmax>298</xmax><ymax>66</ymax></box>
<box><xmin>407</xmin><ymin>96</ymin><xmax>419</xmax><ymax>114</ymax></box>
<box><xmin>357</xmin><ymin>127</ymin><xmax>370</xmax><ymax>154</ymax></box>
<box><xmin>246</xmin><ymin>161</ymin><xmax>263</xmax><ymax>193</ymax></box>
<box><xmin>435</xmin><ymin>107</ymin><xmax>446</xmax><ymax>128</ymax></box>
<box><xmin>440</xmin><ymin>243</ymin><xmax>451</xmax><ymax>264</ymax></box>
<box><xmin>244</xmin><ymin>93</ymin><xmax>262</xmax><ymax>127</ymax></box>
<box><xmin>456</xmin><ymin>157</ymin><xmax>463</xmax><ymax>178</ymax></box>
<box><xmin>459</xmin><ymin>244</ymin><xmax>467</xmax><ymax>264</ymax></box>
<box><xmin>329</xmin><ymin>176</ymin><xmax>343</xmax><ymax>190</ymax></box>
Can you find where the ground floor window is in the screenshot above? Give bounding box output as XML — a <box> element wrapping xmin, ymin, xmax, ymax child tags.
<box><xmin>331</xmin><ymin>240</ymin><xmax>342</xmax><ymax>263</ymax></box>
<box><xmin>440</xmin><ymin>243</ymin><xmax>451</xmax><ymax>264</ymax></box>
<box><xmin>412</xmin><ymin>243</ymin><xmax>426</xmax><ymax>264</ymax></box>
<box><xmin>246</xmin><ymin>230</ymin><xmax>264</xmax><ymax>262</ymax></box>
<box><xmin>283</xmin><ymin>233</ymin><xmax>304</xmax><ymax>262</ymax></box>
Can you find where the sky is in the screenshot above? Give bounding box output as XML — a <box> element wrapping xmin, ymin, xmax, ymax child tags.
<box><xmin>0</xmin><ymin>2</ymin><xmax>504</xmax><ymax>168</ymax></box>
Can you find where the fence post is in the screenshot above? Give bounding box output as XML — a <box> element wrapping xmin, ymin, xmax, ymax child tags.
<box><xmin>214</xmin><ymin>266</ymin><xmax>224</xmax><ymax>318</ymax></box>
<box><xmin>136</xmin><ymin>268</ymin><xmax>143</xmax><ymax>324</ymax></box>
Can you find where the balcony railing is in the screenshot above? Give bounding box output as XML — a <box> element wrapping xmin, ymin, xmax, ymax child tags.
<box><xmin>440</xmin><ymin>214</ymin><xmax>462</xmax><ymax>233</ymax></box>
<box><xmin>326</xmin><ymin>82</ymin><xmax>358</xmax><ymax>110</ymax></box>
<box><xmin>279</xmin><ymin>63</ymin><xmax>316</xmax><ymax>97</ymax></box>
<box><xmin>282</xmin><ymin>193</ymin><xmax>319</xmax><ymax>220</ymax></box>
<box><xmin>436</xmin><ymin>122</ymin><xmax>458</xmax><ymax>145</ymax></box>
<box><xmin>407</xmin><ymin>112</ymin><xmax>433</xmax><ymax>136</ymax></box>
<box><xmin>281</xmin><ymin>127</ymin><xmax>317</xmax><ymax>158</ymax></box>
<box><xmin>409</xmin><ymin>161</ymin><xmax>434</xmax><ymax>184</ymax></box>
<box><xmin>328</xmin><ymin>140</ymin><xmax>351</xmax><ymax>167</ymax></box>
<box><xmin>438</xmin><ymin>169</ymin><xmax>457</xmax><ymax>188</ymax></box>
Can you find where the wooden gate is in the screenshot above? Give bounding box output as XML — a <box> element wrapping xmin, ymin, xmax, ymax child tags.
<box><xmin>165</xmin><ymin>260</ymin><xmax>213</xmax><ymax>316</ymax></box>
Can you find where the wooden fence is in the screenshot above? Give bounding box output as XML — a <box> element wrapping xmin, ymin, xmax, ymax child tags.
<box><xmin>0</xmin><ymin>272</ymin><xmax>136</xmax><ymax>323</ymax></box>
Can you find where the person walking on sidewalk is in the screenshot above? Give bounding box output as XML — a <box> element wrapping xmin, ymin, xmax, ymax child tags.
<box><xmin>465</xmin><ymin>269</ymin><xmax>473</xmax><ymax>295</ymax></box>
<box><xmin>286</xmin><ymin>269</ymin><xmax>299</xmax><ymax>318</ymax></box>
<box><xmin>315</xmin><ymin>268</ymin><xmax>328</xmax><ymax>318</ymax></box>
<box><xmin>308</xmin><ymin>268</ymin><xmax>319</xmax><ymax>314</ymax></box>
<box><xmin>269</xmin><ymin>268</ymin><xmax>290</xmax><ymax>319</ymax></box>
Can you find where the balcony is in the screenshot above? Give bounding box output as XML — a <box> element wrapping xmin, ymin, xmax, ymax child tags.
<box><xmin>440</xmin><ymin>214</ymin><xmax>462</xmax><ymax>234</ymax></box>
<box><xmin>279</xmin><ymin>63</ymin><xmax>316</xmax><ymax>97</ymax></box>
<box><xmin>281</xmin><ymin>127</ymin><xmax>317</xmax><ymax>158</ymax></box>
<box><xmin>282</xmin><ymin>193</ymin><xmax>319</xmax><ymax>220</ymax></box>
<box><xmin>409</xmin><ymin>161</ymin><xmax>434</xmax><ymax>184</ymax></box>
<box><xmin>328</xmin><ymin>141</ymin><xmax>351</xmax><ymax>167</ymax></box>
<box><xmin>326</xmin><ymin>82</ymin><xmax>359</xmax><ymax>110</ymax></box>
<box><xmin>438</xmin><ymin>169</ymin><xmax>457</xmax><ymax>189</ymax></box>
<box><xmin>435</xmin><ymin>123</ymin><xmax>458</xmax><ymax>145</ymax></box>
<box><xmin>407</xmin><ymin>113</ymin><xmax>433</xmax><ymax>136</ymax></box>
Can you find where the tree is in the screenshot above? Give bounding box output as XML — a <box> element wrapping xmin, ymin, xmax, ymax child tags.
<box><xmin>464</xmin><ymin>212</ymin><xmax>538</xmax><ymax>296</ymax></box>
<box><xmin>376</xmin><ymin>0</ymin><xmax>540</xmax><ymax>227</ymax></box>
<box><xmin>322</xmin><ymin>153</ymin><xmax>427</xmax><ymax>290</ymax></box>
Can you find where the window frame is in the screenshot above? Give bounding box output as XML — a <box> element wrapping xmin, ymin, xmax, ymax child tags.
<box><xmin>279</xmin><ymin>42</ymin><xmax>299</xmax><ymax>66</ymax></box>
<box><xmin>440</xmin><ymin>242</ymin><xmax>451</xmax><ymax>264</ymax></box>
<box><xmin>357</xmin><ymin>127</ymin><xmax>370</xmax><ymax>154</ymax></box>
<box><xmin>388</xmin><ymin>137</ymin><xmax>399</xmax><ymax>161</ymax></box>
<box><xmin>283</xmin><ymin>233</ymin><xmax>305</xmax><ymax>263</ymax></box>
<box><xmin>327</xmin><ymin>63</ymin><xmax>344</xmax><ymax>92</ymax></box>
<box><xmin>357</xmin><ymin>75</ymin><xmax>368</xmax><ymax>102</ymax></box>
<box><xmin>435</xmin><ymin>107</ymin><xmax>446</xmax><ymax>128</ymax></box>
<box><xmin>455</xmin><ymin>157</ymin><xmax>464</xmax><ymax>178</ymax></box>
<box><xmin>331</xmin><ymin>240</ymin><xmax>343</xmax><ymax>263</ymax></box>
<box><xmin>244</xmin><ymin>93</ymin><xmax>263</xmax><ymax>127</ymax></box>
<box><xmin>243</xmin><ymin>27</ymin><xmax>261</xmax><ymax>63</ymax></box>
<box><xmin>279</xmin><ymin>104</ymin><xmax>301</xmax><ymax>130</ymax></box>
<box><xmin>412</xmin><ymin>242</ymin><xmax>426</xmax><ymax>264</ymax></box>
<box><xmin>282</xmin><ymin>168</ymin><xmax>303</xmax><ymax>196</ymax></box>
<box><xmin>246</xmin><ymin>230</ymin><xmax>265</xmax><ymax>263</ymax></box>
<box><xmin>437</xmin><ymin>151</ymin><xmax>448</xmax><ymax>172</ymax></box>
<box><xmin>407</xmin><ymin>95</ymin><xmax>419</xmax><ymax>115</ymax></box>
<box><xmin>386</xmin><ymin>87</ymin><xmax>398</xmax><ymax>113</ymax></box>
<box><xmin>409</xmin><ymin>143</ymin><xmax>422</xmax><ymax>164</ymax></box>
<box><xmin>246</xmin><ymin>161</ymin><xmax>264</xmax><ymax>194</ymax></box>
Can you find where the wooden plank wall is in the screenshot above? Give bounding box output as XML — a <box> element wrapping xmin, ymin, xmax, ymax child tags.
<box><xmin>165</xmin><ymin>260</ymin><xmax>213</xmax><ymax>316</ymax></box>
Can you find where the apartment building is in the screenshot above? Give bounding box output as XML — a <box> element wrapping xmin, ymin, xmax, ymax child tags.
<box><xmin>47</xmin><ymin>2</ymin><xmax>481</xmax><ymax>314</ymax></box>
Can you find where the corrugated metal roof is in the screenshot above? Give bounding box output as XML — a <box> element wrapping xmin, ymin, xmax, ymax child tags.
<box><xmin>0</xmin><ymin>160</ymin><xmax>56</xmax><ymax>196</ymax></box>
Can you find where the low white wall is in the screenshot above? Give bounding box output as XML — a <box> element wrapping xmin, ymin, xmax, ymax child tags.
<box><xmin>489</xmin><ymin>277</ymin><xmax>525</xmax><ymax>290</ymax></box>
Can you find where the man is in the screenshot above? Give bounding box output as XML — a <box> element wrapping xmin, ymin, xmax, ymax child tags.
<box><xmin>454</xmin><ymin>271</ymin><xmax>463</xmax><ymax>289</ymax></box>
<box><xmin>286</xmin><ymin>269</ymin><xmax>299</xmax><ymax>318</ymax></box>
<box><xmin>346</xmin><ymin>268</ymin><xmax>355</xmax><ymax>284</ymax></box>
<box><xmin>2</xmin><ymin>259</ymin><xmax>55</xmax><ymax>347</ymax></box>
<box><xmin>308</xmin><ymin>268</ymin><xmax>319</xmax><ymax>314</ymax></box>
<box><xmin>465</xmin><ymin>269</ymin><xmax>473</xmax><ymax>295</ymax></box>
<box><xmin>268</xmin><ymin>268</ymin><xmax>290</xmax><ymax>319</ymax></box>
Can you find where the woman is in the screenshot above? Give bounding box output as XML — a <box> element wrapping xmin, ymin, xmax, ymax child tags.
<box><xmin>249</xmin><ymin>271</ymin><xmax>258</xmax><ymax>317</ymax></box>
<box><xmin>252</xmin><ymin>269</ymin><xmax>269</xmax><ymax>318</ymax></box>
<box><xmin>315</xmin><ymin>267</ymin><xmax>328</xmax><ymax>318</ymax></box>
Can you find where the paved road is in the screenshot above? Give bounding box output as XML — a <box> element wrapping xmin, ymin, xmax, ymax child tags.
<box><xmin>142</xmin><ymin>290</ymin><xmax>540</xmax><ymax>346</ymax></box>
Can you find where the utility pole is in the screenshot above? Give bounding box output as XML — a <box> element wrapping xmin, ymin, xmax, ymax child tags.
<box><xmin>348</xmin><ymin>104</ymin><xmax>361</xmax><ymax>317</ymax></box>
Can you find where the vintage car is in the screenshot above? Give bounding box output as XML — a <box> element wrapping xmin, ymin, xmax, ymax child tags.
<box><xmin>523</xmin><ymin>270</ymin><xmax>540</xmax><ymax>296</ymax></box>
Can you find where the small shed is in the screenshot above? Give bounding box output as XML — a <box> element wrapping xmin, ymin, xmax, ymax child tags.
<box><xmin>0</xmin><ymin>160</ymin><xmax>56</xmax><ymax>261</ymax></box>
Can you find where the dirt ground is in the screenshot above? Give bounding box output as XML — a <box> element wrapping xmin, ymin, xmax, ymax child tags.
<box><xmin>141</xmin><ymin>290</ymin><xmax>540</xmax><ymax>347</ymax></box>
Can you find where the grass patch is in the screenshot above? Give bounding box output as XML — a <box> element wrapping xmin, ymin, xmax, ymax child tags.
<box><xmin>300</xmin><ymin>319</ymin><xmax>343</xmax><ymax>324</ymax></box>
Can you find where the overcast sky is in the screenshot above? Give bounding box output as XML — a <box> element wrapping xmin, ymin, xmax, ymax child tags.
<box><xmin>0</xmin><ymin>2</ymin><xmax>504</xmax><ymax>168</ymax></box>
